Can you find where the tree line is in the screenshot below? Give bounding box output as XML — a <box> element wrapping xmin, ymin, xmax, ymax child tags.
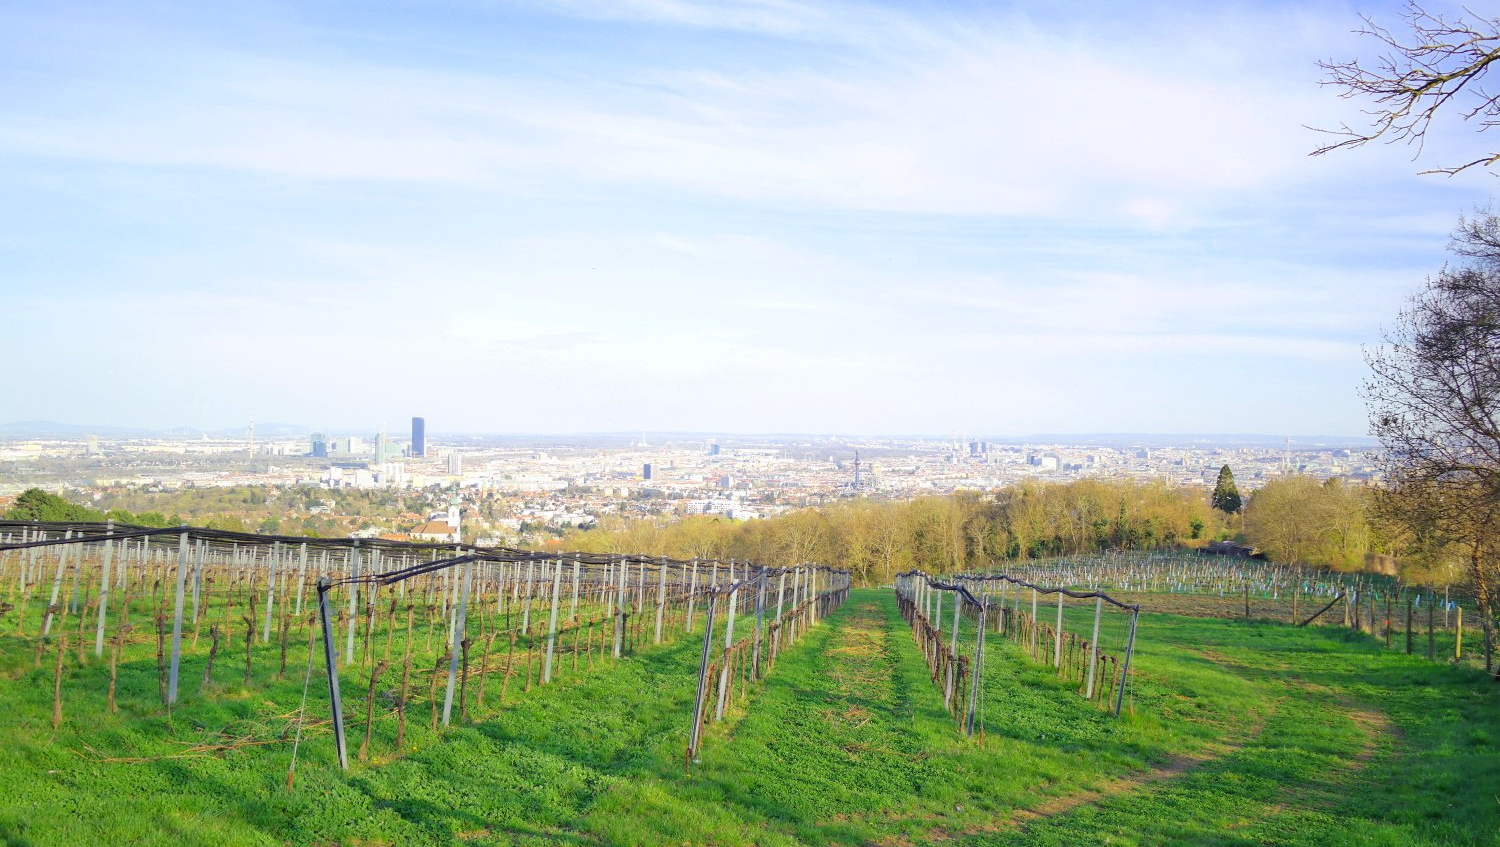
<box><xmin>553</xmin><ymin>474</ymin><xmax>1414</xmax><ymax>586</ymax></box>
<box><xmin>0</xmin><ymin>471</ymin><xmax>1458</xmax><ymax>588</ymax></box>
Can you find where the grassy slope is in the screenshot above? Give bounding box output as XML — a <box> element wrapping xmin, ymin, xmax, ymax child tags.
<box><xmin>0</xmin><ymin>589</ymin><xmax>1496</xmax><ymax>846</ymax></box>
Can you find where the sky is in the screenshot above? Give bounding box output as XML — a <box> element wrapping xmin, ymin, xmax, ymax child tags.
<box><xmin>1</xmin><ymin>0</ymin><xmax>1495</xmax><ymax>437</ymax></box>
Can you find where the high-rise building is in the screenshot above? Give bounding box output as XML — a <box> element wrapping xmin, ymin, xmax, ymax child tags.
<box><xmin>448</xmin><ymin>452</ymin><xmax>462</xmax><ymax>475</ymax></box>
<box><xmin>412</xmin><ymin>417</ymin><xmax>426</xmax><ymax>458</ymax></box>
<box><xmin>642</xmin><ymin>462</ymin><xmax>654</xmax><ymax>481</ymax></box>
<box><xmin>332</xmin><ymin>436</ymin><xmax>365</xmax><ymax>456</ymax></box>
<box><xmin>310</xmin><ymin>432</ymin><xmax>328</xmax><ymax>458</ymax></box>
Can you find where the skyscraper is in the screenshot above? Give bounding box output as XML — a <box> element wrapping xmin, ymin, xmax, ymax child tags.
<box><xmin>412</xmin><ymin>417</ymin><xmax>426</xmax><ymax>458</ymax></box>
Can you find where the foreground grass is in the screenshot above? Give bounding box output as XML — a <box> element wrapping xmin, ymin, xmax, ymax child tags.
<box><xmin>0</xmin><ymin>589</ymin><xmax>1495</xmax><ymax>846</ymax></box>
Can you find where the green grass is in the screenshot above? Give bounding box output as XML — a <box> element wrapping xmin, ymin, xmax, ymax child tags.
<box><xmin>0</xmin><ymin>589</ymin><xmax>1495</xmax><ymax>846</ymax></box>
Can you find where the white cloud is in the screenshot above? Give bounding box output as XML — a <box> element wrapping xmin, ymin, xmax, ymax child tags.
<box><xmin>0</xmin><ymin>0</ymin><xmax>1483</xmax><ymax>434</ymax></box>
<box><xmin>516</xmin><ymin>0</ymin><xmax>902</xmax><ymax>44</ymax></box>
<box><xmin>0</xmin><ymin>3</ymin><xmax>1431</xmax><ymax>222</ymax></box>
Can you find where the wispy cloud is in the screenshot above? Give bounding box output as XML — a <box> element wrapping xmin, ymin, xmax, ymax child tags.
<box><xmin>0</xmin><ymin>0</ymin><xmax>1483</xmax><ymax>434</ymax></box>
<box><xmin>515</xmin><ymin>0</ymin><xmax>920</xmax><ymax>47</ymax></box>
<box><xmin>0</xmin><ymin>3</ymin><xmax>1417</xmax><ymax>220</ymax></box>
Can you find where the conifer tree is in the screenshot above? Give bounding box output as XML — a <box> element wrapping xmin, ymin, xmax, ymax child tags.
<box><xmin>1211</xmin><ymin>465</ymin><xmax>1242</xmax><ymax>514</ymax></box>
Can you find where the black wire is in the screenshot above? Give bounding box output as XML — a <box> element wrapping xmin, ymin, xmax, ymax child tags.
<box><xmin>1</xmin><ymin>520</ymin><xmax>851</xmax><ymax>584</ymax></box>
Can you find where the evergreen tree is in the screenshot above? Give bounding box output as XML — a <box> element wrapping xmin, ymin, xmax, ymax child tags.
<box><xmin>1211</xmin><ymin>465</ymin><xmax>1242</xmax><ymax>514</ymax></box>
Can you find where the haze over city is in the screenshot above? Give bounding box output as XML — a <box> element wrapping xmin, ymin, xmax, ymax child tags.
<box><xmin>4</xmin><ymin>0</ymin><xmax>1493</xmax><ymax>435</ymax></box>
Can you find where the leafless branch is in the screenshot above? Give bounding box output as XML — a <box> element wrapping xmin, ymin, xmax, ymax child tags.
<box><xmin>1313</xmin><ymin>1</ymin><xmax>1500</xmax><ymax>175</ymax></box>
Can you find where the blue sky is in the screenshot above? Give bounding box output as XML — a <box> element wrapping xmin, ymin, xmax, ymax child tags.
<box><xmin>1</xmin><ymin>0</ymin><xmax>1493</xmax><ymax>436</ymax></box>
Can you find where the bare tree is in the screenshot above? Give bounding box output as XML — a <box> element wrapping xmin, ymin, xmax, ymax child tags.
<box><xmin>1315</xmin><ymin>2</ymin><xmax>1500</xmax><ymax>175</ymax></box>
<box><xmin>1366</xmin><ymin>214</ymin><xmax>1500</xmax><ymax>673</ymax></box>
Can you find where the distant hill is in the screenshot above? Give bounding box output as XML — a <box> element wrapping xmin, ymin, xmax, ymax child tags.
<box><xmin>0</xmin><ymin>420</ymin><xmax>314</xmax><ymax>439</ymax></box>
<box><xmin>205</xmin><ymin>422</ymin><xmax>313</xmax><ymax>438</ymax></box>
<box><xmin>0</xmin><ymin>420</ymin><xmax>156</xmax><ymax>437</ymax></box>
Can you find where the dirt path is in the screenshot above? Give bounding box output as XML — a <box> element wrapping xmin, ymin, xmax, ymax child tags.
<box><xmin>995</xmin><ymin>739</ymin><xmax>1247</xmax><ymax>829</ymax></box>
<box><xmin>927</xmin><ymin>707</ymin><xmax>1269</xmax><ymax>842</ymax></box>
<box><xmin>1197</xmin><ymin>649</ymin><xmax>1398</xmax><ymax>778</ymax></box>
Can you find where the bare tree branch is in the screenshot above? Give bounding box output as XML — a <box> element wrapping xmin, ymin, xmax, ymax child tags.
<box><xmin>1313</xmin><ymin>2</ymin><xmax>1500</xmax><ymax>175</ymax></box>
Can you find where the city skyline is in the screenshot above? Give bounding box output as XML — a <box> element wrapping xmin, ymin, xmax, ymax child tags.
<box><xmin>3</xmin><ymin>0</ymin><xmax>1492</xmax><ymax>435</ymax></box>
<box><xmin>0</xmin><ymin>416</ymin><xmax>1380</xmax><ymax>445</ymax></box>
<box><xmin>0</xmin><ymin>425</ymin><xmax>1370</xmax><ymax>544</ymax></box>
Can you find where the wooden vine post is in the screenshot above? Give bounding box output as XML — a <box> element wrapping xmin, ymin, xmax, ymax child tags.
<box><xmin>1406</xmin><ymin>599</ymin><xmax>1414</xmax><ymax>655</ymax></box>
<box><xmin>1085</xmin><ymin>595</ymin><xmax>1103</xmax><ymax>700</ymax></box>
<box><xmin>51</xmin><ymin>635</ymin><xmax>67</xmax><ymax>730</ymax></box>
<box><xmin>1427</xmin><ymin>593</ymin><xmax>1436</xmax><ymax>660</ymax></box>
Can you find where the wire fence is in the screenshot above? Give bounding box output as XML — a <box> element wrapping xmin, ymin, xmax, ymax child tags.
<box><xmin>893</xmin><ymin>570</ymin><xmax>1139</xmax><ymax>742</ymax></box>
<box><xmin>0</xmin><ymin>520</ymin><xmax>850</xmax><ymax>775</ymax></box>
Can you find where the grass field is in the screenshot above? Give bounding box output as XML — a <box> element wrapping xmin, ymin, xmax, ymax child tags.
<box><xmin>0</xmin><ymin>588</ymin><xmax>1496</xmax><ymax>846</ymax></box>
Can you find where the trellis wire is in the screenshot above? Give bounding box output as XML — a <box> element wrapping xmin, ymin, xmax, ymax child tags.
<box><xmin>0</xmin><ymin>520</ymin><xmax>851</xmax><ymax>773</ymax></box>
<box><xmin>894</xmin><ymin>569</ymin><xmax>1140</xmax><ymax>734</ymax></box>
<box><xmin>978</xmin><ymin>549</ymin><xmax>1489</xmax><ymax>668</ymax></box>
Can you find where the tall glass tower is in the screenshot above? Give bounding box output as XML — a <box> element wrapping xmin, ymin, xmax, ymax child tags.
<box><xmin>412</xmin><ymin>417</ymin><xmax>426</xmax><ymax>458</ymax></box>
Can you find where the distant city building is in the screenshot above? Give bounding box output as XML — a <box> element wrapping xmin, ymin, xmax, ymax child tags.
<box><xmin>709</xmin><ymin>443</ymin><xmax>721</xmax><ymax>456</ymax></box>
<box><xmin>643</xmin><ymin>462</ymin><xmax>654</xmax><ymax>480</ymax></box>
<box><xmin>410</xmin><ymin>505</ymin><xmax>459</xmax><ymax>543</ymax></box>
<box><xmin>448</xmin><ymin>452</ymin><xmax>463</xmax><ymax>475</ymax></box>
<box><xmin>330</xmin><ymin>436</ymin><xmax>365</xmax><ymax>456</ymax></box>
<box><xmin>1028</xmin><ymin>453</ymin><xmax>1060</xmax><ymax>471</ymax></box>
<box><xmin>375</xmin><ymin>462</ymin><xmax>406</xmax><ymax>485</ymax></box>
<box><xmin>372</xmin><ymin>434</ymin><xmax>401</xmax><ymax>463</ymax></box>
<box><xmin>322</xmin><ymin>462</ymin><xmax>374</xmax><ymax>489</ymax></box>
<box><xmin>412</xmin><ymin>417</ymin><xmax>426</xmax><ymax>458</ymax></box>
<box><xmin>309</xmin><ymin>432</ymin><xmax>328</xmax><ymax>459</ymax></box>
